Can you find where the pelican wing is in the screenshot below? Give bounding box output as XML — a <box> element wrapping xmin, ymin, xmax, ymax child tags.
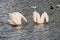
<box><xmin>13</xmin><ymin>12</ymin><xmax>27</xmax><ymax>23</ymax></box>
<box><xmin>8</xmin><ymin>12</ymin><xmax>22</xmax><ymax>25</ymax></box>
<box><xmin>19</xmin><ymin>13</ymin><xmax>27</xmax><ymax>22</ymax></box>
<box><xmin>33</xmin><ymin>10</ymin><xmax>40</xmax><ymax>22</ymax></box>
<box><xmin>41</xmin><ymin>12</ymin><xmax>49</xmax><ymax>22</ymax></box>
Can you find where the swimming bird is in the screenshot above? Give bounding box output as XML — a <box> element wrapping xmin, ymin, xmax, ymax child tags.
<box><xmin>8</xmin><ymin>12</ymin><xmax>27</xmax><ymax>25</ymax></box>
<box><xmin>33</xmin><ymin>10</ymin><xmax>49</xmax><ymax>24</ymax></box>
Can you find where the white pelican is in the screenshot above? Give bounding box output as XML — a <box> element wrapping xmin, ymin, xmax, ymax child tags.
<box><xmin>8</xmin><ymin>12</ymin><xmax>27</xmax><ymax>25</ymax></box>
<box><xmin>33</xmin><ymin>10</ymin><xmax>49</xmax><ymax>24</ymax></box>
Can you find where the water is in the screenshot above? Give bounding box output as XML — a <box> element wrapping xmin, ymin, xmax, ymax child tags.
<box><xmin>0</xmin><ymin>0</ymin><xmax>60</xmax><ymax>40</ymax></box>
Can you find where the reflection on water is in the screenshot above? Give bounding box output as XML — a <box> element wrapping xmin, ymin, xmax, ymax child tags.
<box><xmin>32</xmin><ymin>23</ymin><xmax>49</xmax><ymax>32</ymax></box>
<box><xmin>32</xmin><ymin>23</ymin><xmax>49</xmax><ymax>40</ymax></box>
<box><xmin>2</xmin><ymin>23</ymin><xmax>49</xmax><ymax>40</ymax></box>
<box><xmin>11</xmin><ymin>25</ymin><xmax>23</xmax><ymax>30</ymax></box>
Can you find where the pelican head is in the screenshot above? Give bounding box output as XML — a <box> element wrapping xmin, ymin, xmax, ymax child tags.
<box><xmin>8</xmin><ymin>12</ymin><xmax>27</xmax><ymax>25</ymax></box>
<box><xmin>33</xmin><ymin>11</ymin><xmax>49</xmax><ymax>24</ymax></box>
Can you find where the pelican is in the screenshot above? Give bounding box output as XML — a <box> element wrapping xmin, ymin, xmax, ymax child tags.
<box><xmin>33</xmin><ymin>10</ymin><xmax>49</xmax><ymax>24</ymax></box>
<box><xmin>8</xmin><ymin>12</ymin><xmax>27</xmax><ymax>25</ymax></box>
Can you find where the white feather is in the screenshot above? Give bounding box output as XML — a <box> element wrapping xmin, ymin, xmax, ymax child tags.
<box><xmin>33</xmin><ymin>11</ymin><xmax>49</xmax><ymax>23</ymax></box>
<box><xmin>8</xmin><ymin>12</ymin><xmax>27</xmax><ymax>25</ymax></box>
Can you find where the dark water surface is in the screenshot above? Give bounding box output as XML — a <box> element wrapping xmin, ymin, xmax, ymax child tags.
<box><xmin>0</xmin><ymin>0</ymin><xmax>60</xmax><ymax>40</ymax></box>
